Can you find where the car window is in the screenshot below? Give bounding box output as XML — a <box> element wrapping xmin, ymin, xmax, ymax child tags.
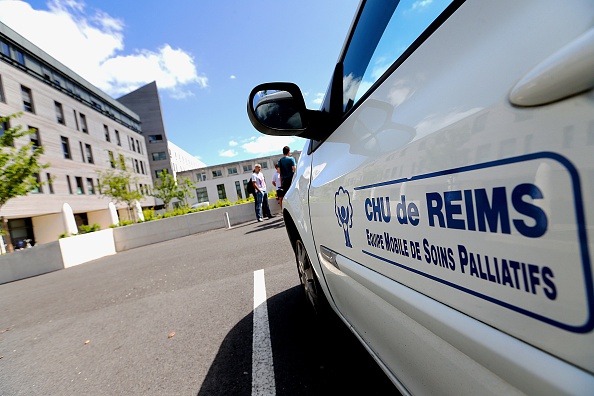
<box><xmin>342</xmin><ymin>0</ymin><xmax>454</xmax><ymax>113</ymax></box>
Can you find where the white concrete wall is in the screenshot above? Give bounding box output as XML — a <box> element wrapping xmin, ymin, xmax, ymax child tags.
<box><xmin>113</xmin><ymin>199</ymin><xmax>280</xmax><ymax>252</ymax></box>
<box><xmin>58</xmin><ymin>229</ymin><xmax>116</xmax><ymax>268</ymax></box>
<box><xmin>1</xmin><ymin>200</ymin><xmax>280</xmax><ymax>284</ymax></box>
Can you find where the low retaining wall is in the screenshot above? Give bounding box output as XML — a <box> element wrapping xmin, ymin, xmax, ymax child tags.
<box><xmin>112</xmin><ymin>200</ymin><xmax>279</xmax><ymax>251</ymax></box>
<box><xmin>0</xmin><ymin>200</ymin><xmax>280</xmax><ymax>284</ymax></box>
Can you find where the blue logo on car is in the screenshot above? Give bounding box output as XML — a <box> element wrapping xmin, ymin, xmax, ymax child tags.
<box><xmin>335</xmin><ymin>187</ymin><xmax>353</xmax><ymax>248</ymax></box>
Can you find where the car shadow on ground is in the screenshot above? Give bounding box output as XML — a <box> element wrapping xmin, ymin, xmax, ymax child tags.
<box><xmin>197</xmin><ymin>285</ymin><xmax>398</xmax><ymax>395</ymax></box>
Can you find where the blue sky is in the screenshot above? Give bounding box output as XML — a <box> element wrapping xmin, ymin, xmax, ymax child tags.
<box><xmin>0</xmin><ymin>0</ymin><xmax>360</xmax><ymax>166</ymax></box>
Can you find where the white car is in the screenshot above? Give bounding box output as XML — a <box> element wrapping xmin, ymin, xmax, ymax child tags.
<box><xmin>248</xmin><ymin>0</ymin><xmax>594</xmax><ymax>394</ymax></box>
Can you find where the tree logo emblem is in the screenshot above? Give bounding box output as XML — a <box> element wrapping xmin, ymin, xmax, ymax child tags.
<box><xmin>335</xmin><ymin>187</ymin><xmax>353</xmax><ymax>248</ymax></box>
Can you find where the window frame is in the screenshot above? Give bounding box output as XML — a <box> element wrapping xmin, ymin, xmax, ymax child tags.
<box><xmin>61</xmin><ymin>136</ymin><xmax>71</xmax><ymax>159</ymax></box>
<box><xmin>196</xmin><ymin>187</ymin><xmax>209</xmax><ymax>203</ymax></box>
<box><xmin>311</xmin><ymin>0</ymin><xmax>463</xmax><ymax>153</ymax></box>
<box><xmin>21</xmin><ymin>85</ymin><xmax>35</xmax><ymax>113</ymax></box>
<box><xmin>55</xmin><ymin>101</ymin><xmax>65</xmax><ymax>125</ymax></box>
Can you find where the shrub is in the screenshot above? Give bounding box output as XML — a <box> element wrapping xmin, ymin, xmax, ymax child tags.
<box><xmin>142</xmin><ymin>208</ymin><xmax>155</xmax><ymax>221</ymax></box>
<box><xmin>78</xmin><ymin>223</ymin><xmax>101</xmax><ymax>234</ymax></box>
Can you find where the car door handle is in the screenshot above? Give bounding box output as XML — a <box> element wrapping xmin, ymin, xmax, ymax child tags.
<box><xmin>510</xmin><ymin>27</ymin><xmax>594</xmax><ymax>107</ymax></box>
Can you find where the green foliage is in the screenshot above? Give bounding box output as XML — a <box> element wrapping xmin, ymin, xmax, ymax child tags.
<box><xmin>149</xmin><ymin>170</ymin><xmax>196</xmax><ymax>211</ymax></box>
<box><xmin>176</xmin><ymin>176</ymin><xmax>196</xmax><ymax>207</ymax></box>
<box><xmin>142</xmin><ymin>208</ymin><xmax>156</xmax><ymax>221</ymax></box>
<box><xmin>97</xmin><ymin>166</ymin><xmax>144</xmax><ymax>222</ymax></box>
<box><xmin>0</xmin><ymin>114</ymin><xmax>49</xmax><ymax>210</ymax></box>
<box><xmin>59</xmin><ymin>232</ymin><xmax>70</xmax><ymax>239</ymax></box>
<box><xmin>78</xmin><ymin>223</ymin><xmax>101</xmax><ymax>234</ymax></box>
<box><xmin>109</xmin><ymin>220</ymin><xmax>134</xmax><ymax>228</ymax></box>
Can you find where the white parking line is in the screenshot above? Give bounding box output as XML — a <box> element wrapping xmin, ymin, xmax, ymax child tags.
<box><xmin>252</xmin><ymin>269</ymin><xmax>276</xmax><ymax>396</ymax></box>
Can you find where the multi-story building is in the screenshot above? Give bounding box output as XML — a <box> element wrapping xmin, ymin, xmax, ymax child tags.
<box><xmin>168</xmin><ymin>141</ymin><xmax>206</xmax><ymax>177</ymax></box>
<box><xmin>118</xmin><ymin>81</ymin><xmax>205</xmax><ymax>210</ymax></box>
<box><xmin>177</xmin><ymin>151</ymin><xmax>301</xmax><ymax>206</ymax></box>
<box><xmin>0</xmin><ymin>22</ymin><xmax>154</xmax><ymax>248</ymax></box>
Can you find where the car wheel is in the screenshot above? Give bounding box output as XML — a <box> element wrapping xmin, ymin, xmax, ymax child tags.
<box><xmin>295</xmin><ymin>239</ymin><xmax>325</xmax><ymax>313</ymax></box>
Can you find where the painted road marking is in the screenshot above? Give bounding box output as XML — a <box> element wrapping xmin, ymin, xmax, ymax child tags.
<box><xmin>252</xmin><ymin>269</ymin><xmax>276</xmax><ymax>396</ymax></box>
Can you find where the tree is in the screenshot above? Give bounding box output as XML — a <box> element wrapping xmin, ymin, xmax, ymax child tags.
<box><xmin>176</xmin><ymin>176</ymin><xmax>196</xmax><ymax>208</ymax></box>
<box><xmin>149</xmin><ymin>170</ymin><xmax>180</xmax><ymax>211</ymax></box>
<box><xmin>97</xmin><ymin>167</ymin><xmax>144</xmax><ymax>223</ymax></box>
<box><xmin>0</xmin><ymin>113</ymin><xmax>49</xmax><ymax>252</ymax></box>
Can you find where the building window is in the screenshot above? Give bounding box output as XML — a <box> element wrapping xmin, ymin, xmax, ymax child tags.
<box><xmin>134</xmin><ymin>159</ymin><xmax>140</xmax><ymax>173</ymax></box>
<box><xmin>108</xmin><ymin>151</ymin><xmax>115</xmax><ymax>168</ymax></box>
<box><xmin>104</xmin><ymin>125</ymin><xmax>110</xmax><ymax>142</ymax></box>
<box><xmin>55</xmin><ymin>101</ymin><xmax>65</xmax><ymax>124</ymax></box>
<box><xmin>86</xmin><ymin>178</ymin><xmax>95</xmax><ymax>194</ymax></box>
<box><xmin>155</xmin><ymin>169</ymin><xmax>165</xmax><ymax>178</ymax></box>
<box><xmin>196</xmin><ymin>187</ymin><xmax>208</xmax><ymax>203</ymax></box>
<box><xmin>21</xmin><ymin>86</ymin><xmax>34</xmax><ymax>113</ymax></box>
<box><xmin>66</xmin><ymin>175</ymin><xmax>73</xmax><ymax>194</ymax></box>
<box><xmin>61</xmin><ymin>136</ymin><xmax>71</xmax><ymax>159</ymax></box>
<box><xmin>0</xmin><ymin>41</ymin><xmax>9</xmax><ymax>57</ymax></box>
<box><xmin>29</xmin><ymin>127</ymin><xmax>40</xmax><ymax>151</ymax></box>
<box><xmin>16</xmin><ymin>49</ymin><xmax>25</xmax><ymax>65</ymax></box>
<box><xmin>0</xmin><ymin>119</ymin><xmax>12</xmax><ymax>147</ymax></box>
<box><xmin>148</xmin><ymin>134</ymin><xmax>163</xmax><ymax>143</ymax></box>
<box><xmin>31</xmin><ymin>174</ymin><xmax>42</xmax><ymax>193</ymax></box>
<box><xmin>212</xmin><ymin>169</ymin><xmax>222</xmax><ymax>178</ymax></box>
<box><xmin>261</xmin><ymin>162</ymin><xmax>268</xmax><ymax>169</ymax></box>
<box><xmin>85</xmin><ymin>144</ymin><xmax>94</xmax><ymax>164</ymax></box>
<box><xmin>243</xmin><ymin>164</ymin><xmax>253</xmax><ymax>173</ymax></box>
<box><xmin>75</xmin><ymin>176</ymin><xmax>84</xmax><ymax>194</ymax></box>
<box><xmin>115</xmin><ymin>130</ymin><xmax>121</xmax><ymax>146</ymax></box>
<box><xmin>80</xmin><ymin>113</ymin><xmax>88</xmax><ymax>133</ymax></box>
<box><xmin>137</xmin><ymin>139</ymin><xmax>142</xmax><ymax>154</ymax></box>
<box><xmin>235</xmin><ymin>181</ymin><xmax>243</xmax><ymax>199</ymax></box>
<box><xmin>140</xmin><ymin>161</ymin><xmax>145</xmax><ymax>174</ymax></box>
<box><xmin>0</xmin><ymin>75</ymin><xmax>5</xmax><ymax>103</ymax></box>
<box><xmin>243</xmin><ymin>180</ymin><xmax>250</xmax><ymax>196</ymax></box>
<box><xmin>228</xmin><ymin>167</ymin><xmax>238</xmax><ymax>175</ymax></box>
<box><xmin>46</xmin><ymin>173</ymin><xmax>54</xmax><ymax>194</ymax></box>
<box><xmin>7</xmin><ymin>218</ymin><xmax>34</xmax><ymax>248</ymax></box>
<box><xmin>217</xmin><ymin>184</ymin><xmax>227</xmax><ymax>200</ymax></box>
<box><xmin>197</xmin><ymin>173</ymin><xmax>207</xmax><ymax>182</ymax></box>
<box><xmin>152</xmin><ymin>151</ymin><xmax>167</xmax><ymax>161</ymax></box>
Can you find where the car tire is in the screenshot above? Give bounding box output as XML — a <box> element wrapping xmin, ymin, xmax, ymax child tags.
<box><xmin>295</xmin><ymin>239</ymin><xmax>327</xmax><ymax>314</ymax></box>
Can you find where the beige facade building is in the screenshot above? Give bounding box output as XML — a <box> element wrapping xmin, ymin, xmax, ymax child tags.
<box><xmin>0</xmin><ymin>22</ymin><xmax>154</xmax><ymax>248</ymax></box>
<box><xmin>177</xmin><ymin>150</ymin><xmax>301</xmax><ymax>206</ymax></box>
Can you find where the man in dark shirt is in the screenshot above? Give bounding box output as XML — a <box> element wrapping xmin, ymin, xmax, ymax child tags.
<box><xmin>277</xmin><ymin>146</ymin><xmax>296</xmax><ymax>209</ymax></box>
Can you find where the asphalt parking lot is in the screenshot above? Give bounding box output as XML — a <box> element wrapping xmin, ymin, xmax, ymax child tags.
<box><xmin>0</xmin><ymin>218</ymin><xmax>397</xmax><ymax>395</ymax></box>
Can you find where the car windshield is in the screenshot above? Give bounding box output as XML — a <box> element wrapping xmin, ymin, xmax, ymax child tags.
<box><xmin>342</xmin><ymin>0</ymin><xmax>453</xmax><ymax>112</ymax></box>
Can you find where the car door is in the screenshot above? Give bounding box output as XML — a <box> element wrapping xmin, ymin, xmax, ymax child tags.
<box><xmin>307</xmin><ymin>0</ymin><xmax>594</xmax><ymax>394</ymax></box>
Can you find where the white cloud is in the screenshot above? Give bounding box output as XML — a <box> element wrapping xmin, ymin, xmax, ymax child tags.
<box><xmin>310</xmin><ymin>93</ymin><xmax>325</xmax><ymax>107</ymax></box>
<box><xmin>0</xmin><ymin>0</ymin><xmax>207</xmax><ymax>99</ymax></box>
<box><xmin>412</xmin><ymin>0</ymin><xmax>433</xmax><ymax>11</ymax></box>
<box><xmin>242</xmin><ymin>135</ymin><xmax>298</xmax><ymax>156</ymax></box>
<box><xmin>229</xmin><ymin>75</ymin><xmax>236</xmax><ymax>79</ymax></box>
<box><xmin>228</xmin><ymin>140</ymin><xmax>238</xmax><ymax>147</ymax></box>
<box><xmin>218</xmin><ymin>149</ymin><xmax>238</xmax><ymax>158</ymax></box>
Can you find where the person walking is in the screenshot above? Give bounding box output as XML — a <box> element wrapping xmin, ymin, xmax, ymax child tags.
<box><xmin>277</xmin><ymin>146</ymin><xmax>296</xmax><ymax>208</ymax></box>
<box><xmin>251</xmin><ymin>163</ymin><xmax>273</xmax><ymax>222</ymax></box>
<box><xmin>272</xmin><ymin>164</ymin><xmax>282</xmax><ymax>208</ymax></box>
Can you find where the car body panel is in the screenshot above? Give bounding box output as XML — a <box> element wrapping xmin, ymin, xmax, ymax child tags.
<box><xmin>267</xmin><ymin>0</ymin><xmax>594</xmax><ymax>393</ymax></box>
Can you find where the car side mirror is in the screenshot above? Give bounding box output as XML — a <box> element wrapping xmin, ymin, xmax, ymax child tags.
<box><xmin>247</xmin><ymin>82</ymin><xmax>308</xmax><ymax>136</ymax></box>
